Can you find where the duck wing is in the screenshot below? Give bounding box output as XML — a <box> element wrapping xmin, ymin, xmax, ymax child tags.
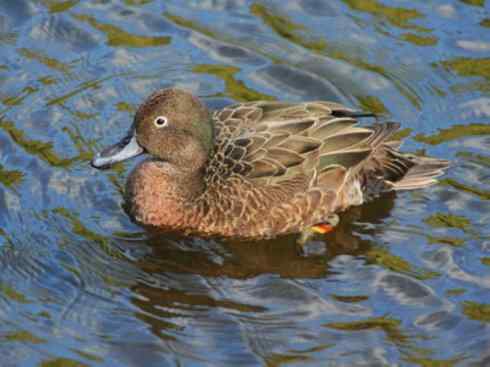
<box><xmin>205</xmin><ymin>100</ymin><xmax>378</xmax><ymax>188</ymax></box>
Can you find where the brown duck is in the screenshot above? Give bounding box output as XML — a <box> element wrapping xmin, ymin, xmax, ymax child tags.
<box><xmin>91</xmin><ymin>88</ymin><xmax>448</xmax><ymax>244</ymax></box>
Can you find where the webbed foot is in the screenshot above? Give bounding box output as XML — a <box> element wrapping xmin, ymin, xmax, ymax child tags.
<box><xmin>296</xmin><ymin>214</ymin><xmax>339</xmax><ymax>256</ymax></box>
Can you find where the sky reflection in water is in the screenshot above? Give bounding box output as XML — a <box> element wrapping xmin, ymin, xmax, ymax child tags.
<box><xmin>0</xmin><ymin>0</ymin><xmax>490</xmax><ymax>366</ymax></box>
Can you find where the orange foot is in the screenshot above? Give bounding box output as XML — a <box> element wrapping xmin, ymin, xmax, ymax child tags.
<box><xmin>311</xmin><ymin>223</ymin><xmax>335</xmax><ymax>234</ymax></box>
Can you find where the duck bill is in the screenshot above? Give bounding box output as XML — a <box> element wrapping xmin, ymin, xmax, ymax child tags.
<box><xmin>91</xmin><ymin>132</ymin><xmax>144</xmax><ymax>169</ymax></box>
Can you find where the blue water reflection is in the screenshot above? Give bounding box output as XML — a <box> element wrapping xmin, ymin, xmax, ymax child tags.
<box><xmin>0</xmin><ymin>0</ymin><xmax>489</xmax><ymax>366</ymax></box>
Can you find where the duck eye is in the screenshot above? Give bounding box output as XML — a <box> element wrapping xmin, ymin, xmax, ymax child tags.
<box><xmin>153</xmin><ymin>116</ymin><xmax>168</xmax><ymax>128</ymax></box>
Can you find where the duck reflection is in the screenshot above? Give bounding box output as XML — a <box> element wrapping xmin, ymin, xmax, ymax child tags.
<box><xmin>128</xmin><ymin>193</ymin><xmax>397</xmax><ymax>350</ymax></box>
<box><xmin>136</xmin><ymin>193</ymin><xmax>393</xmax><ymax>278</ymax></box>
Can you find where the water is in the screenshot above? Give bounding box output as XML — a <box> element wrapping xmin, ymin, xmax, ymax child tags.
<box><xmin>0</xmin><ymin>0</ymin><xmax>489</xmax><ymax>366</ymax></box>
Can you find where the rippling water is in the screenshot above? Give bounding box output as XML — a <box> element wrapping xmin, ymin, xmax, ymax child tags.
<box><xmin>1</xmin><ymin>1</ymin><xmax>490</xmax><ymax>366</ymax></box>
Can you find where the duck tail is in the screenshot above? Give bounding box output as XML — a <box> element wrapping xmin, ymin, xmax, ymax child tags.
<box><xmin>356</xmin><ymin>121</ymin><xmax>449</xmax><ymax>193</ymax></box>
<box><xmin>386</xmin><ymin>152</ymin><xmax>449</xmax><ymax>191</ymax></box>
<box><xmin>333</xmin><ymin>122</ymin><xmax>449</xmax><ymax>208</ymax></box>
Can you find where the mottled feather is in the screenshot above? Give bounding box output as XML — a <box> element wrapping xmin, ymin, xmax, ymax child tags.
<box><xmin>94</xmin><ymin>89</ymin><xmax>449</xmax><ymax>241</ymax></box>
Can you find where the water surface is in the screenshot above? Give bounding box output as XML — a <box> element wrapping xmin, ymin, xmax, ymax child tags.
<box><xmin>1</xmin><ymin>0</ymin><xmax>490</xmax><ymax>366</ymax></box>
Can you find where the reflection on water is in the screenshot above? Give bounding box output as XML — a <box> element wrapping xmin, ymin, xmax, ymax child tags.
<box><xmin>0</xmin><ymin>0</ymin><xmax>490</xmax><ymax>366</ymax></box>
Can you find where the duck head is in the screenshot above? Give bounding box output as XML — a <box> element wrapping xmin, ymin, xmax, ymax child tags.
<box><xmin>91</xmin><ymin>88</ymin><xmax>213</xmax><ymax>173</ymax></box>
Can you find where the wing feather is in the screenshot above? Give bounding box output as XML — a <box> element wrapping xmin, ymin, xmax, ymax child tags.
<box><xmin>205</xmin><ymin>101</ymin><xmax>381</xmax><ymax>186</ymax></box>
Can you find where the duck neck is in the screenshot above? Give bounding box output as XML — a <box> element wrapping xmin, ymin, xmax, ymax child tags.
<box><xmin>148</xmin><ymin>160</ymin><xmax>206</xmax><ymax>201</ymax></box>
<box><xmin>125</xmin><ymin>160</ymin><xmax>206</xmax><ymax>230</ymax></box>
<box><xmin>176</xmin><ymin>165</ymin><xmax>206</xmax><ymax>200</ymax></box>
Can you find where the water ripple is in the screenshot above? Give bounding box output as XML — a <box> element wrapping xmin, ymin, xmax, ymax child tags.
<box><xmin>0</xmin><ymin>0</ymin><xmax>489</xmax><ymax>365</ymax></box>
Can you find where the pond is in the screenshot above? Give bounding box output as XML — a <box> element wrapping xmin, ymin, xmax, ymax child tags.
<box><xmin>0</xmin><ymin>0</ymin><xmax>490</xmax><ymax>366</ymax></box>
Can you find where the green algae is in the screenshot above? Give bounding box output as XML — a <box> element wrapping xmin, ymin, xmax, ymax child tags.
<box><xmin>0</xmin><ymin>164</ymin><xmax>23</xmax><ymax>188</ymax></box>
<box><xmin>39</xmin><ymin>358</ymin><xmax>88</xmax><ymax>367</ymax></box>
<box><xmin>73</xmin><ymin>14</ymin><xmax>170</xmax><ymax>48</ymax></box>
<box><xmin>391</xmin><ymin>127</ymin><xmax>413</xmax><ymax>140</ymax></box>
<box><xmin>457</xmin><ymin>151</ymin><xmax>490</xmax><ymax>167</ymax></box>
<box><xmin>462</xmin><ymin>301</ymin><xmax>490</xmax><ymax>323</ymax></box>
<box><xmin>414</xmin><ymin>123</ymin><xmax>490</xmax><ymax>145</ymax></box>
<box><xmin>0</xmin><ymin>229</ymin><xmax>14</xmax><ymax>248</ymax></box>
<box><xmin>0</xmin><ymin>115</ymin><xmax>93</xmax><ymax>170</ymax></box>
<box><xmin>0</xmin><ymin>120</ymin><xmax>77</xmax><ymax>167</ymax></box>
<box><xmin>116</xmin><ymin>101</ymin><xmax>135</xmax><ymax>113</ymax></box>
<box><xmin>53</xmin><ymin>208</ymin><xmax>106</xmax><ymax>244</ymax></box>
<box><xmin>365</xmin><ymin>247</ymin><xmax>440</xmax><ymax>280</ymax></box>
<box><xmin>0</xmin><ymin>32</ymin><xmax>16</xmax><ymax>45</ymax></box>
<box><xmin>107</xmin><ymin>170</ymin><xmax>126</xmax><ymax>196</ymax></box>
<box><xmin>402</xmin><ymin>355</ymin><xmax>465</xmax><ymax>367</ymax></box>
<box><xmin>3</xmin><ymin>330</ymin><xmax>45</xmax><ymax>344</ymax></box>
<box><xmin>441</xmin><ymin>57</ymin><xmax>490</xmax><ymax>91</ymax></box>
<box><xmin>431</xmin><ymin>85</ymin><xmax>447</xmax><ymax>97</ymax></box>
<box><xmin>401</xmin><ymin>33</ymin><xmax>438</xmax><ymax>46</ymax></box>
<box><xmin>193</xmin><ymin>64</ymin><xmax>275</xmax><ymax>102</ymax></box>
<box><xmin>38</xmin><ymin>76</ymin><xmax>58</xmax><ymax>85</ymax></box>
<box><xmin>265</xmin><ymin>353</ymin><xmax>310</xmax><ymax>367</ymax></box>
<box><xmin>288</xmin><ymin>344</ymin><xmax>334</xmax><ymax>355</ymax></box>
<box><xmin>424</xmin><ymin>213</ymin><xmax>470</xmax><ymax>231</ymax></box>
<box><xmin>341</xmin><ymin>0</ymin><xmax>429</xmax><ymax>31</ymax></box>
<box><xmin>366</xmin><ymin>247</ymin><xmax>407</xmax><ymax>273</ymax></box>
<box><xmin>427</xmin><ymin>236</ymin><xmax>465</xmax><ymax>247</ymax></box>
<box><xmin>481</xmin><ymin>257</ymin><xmax>490</xmax><ymax>266</ymax></box>
<box><xmin>480</xmin><ymin>18</ymin><xmax>490</xmax><ymax>27</ymax></box>
<box><xmin>250</xmin><ymin>3</ymin><xmax>327</xmax><ymax>53</ymax></box>
<box><xmin>451</xmin><ymin>80</ymin><xmax>490</xmax><ymax>94</ymax></box>
<box><xmin>42</xmin><ymin>0</ymin><xmax>79</xmax><ymax>13</ymax></box>
<box><xmin>460</xmin><ymin>0</ymin><xmax>485</xmax><ymax>6</ymax></box>
<box><xmin>19</xmin><ymin>48</ymin><xmax>71</xmax><ymax>73</ymax></box>
<box><xmin>325</xmin><ymin>316</ymin><xmax>409</xmax><ymax>345</ymax></box>
<box><xmin>62</xmin><ymin>125</ymin><xmax>94</xmax><ymax>161</ymax></box>
<box><xmin>441</xmin><ymin>178</ymin><xmax>490</xmax><ymax>200</ymax></box>
<box><xmin>164</xmin><ymin>11</ymin><xmax>283</xmax><ymax>65</ymax></box>
<box><xmin>446</xmin><ymin>288</ymin><xmax>466</xmax><ymax>296</ymax></box>
<box><xmin>47</xmin><ymin>75</ymin><xmax>112</xmax><ymax>106</ymax></box>
<box><xmin>164</xmin><ymin>12</ymin><xmax>217</xmax><ymax>39</ymax></box>
<box><xmin>61</xmin><ymin>106</ymin><xmax>97</xmax><ymax>121</ymax></box>
<box><xmin>356</xmin><ymin>95</ymin><xmax>388</xmax><ymax>114</ymax></box>
<box><xmin>0</xmin><ymin>283</ymin><xmax>30</xmax><ymax>303</ymax></box>
<box><xmin>251</xmin><ymin>3</ymin><xmax>421</xmax><ymax>109</ymax></box>
<box><xmin>70</xmin><ymin>350</ymin><xmax>104</xmax><ymax>363</ymax></box>
<box><xmin>0</xmin><ymin>121</ymin><xmax>74</xmax><ymax>167</ymax></box>
<box><xmin>328</xmin><ymin>49</ymin><xmax>422</xmax><ymax>109</ymax></box>
<box><xmin>37</xmin><ymin>311</ymin><xmax>51</xmax><ymax>319</ymax></box>
<box><xmin>124</xmin><ymin>0</ymin><xmax>153</xmax><ymax>5</ymax></box>
<box><xmin>441</xmin><ymin>57</ymin><xmax>490</xmax><ymax>79</ymax></box>
<box><xmin>331</xmin><ymin>294</ymin><xmax>369</xmax><ymax>303</ymax></box>
<box><xmin>167</xmin><ymin>9</ymin><xmax>421</xmax><ymax>109</ymax></box>
<box><xmin>2</xmin><ymin>86</ymin><xmax>38</xmax><ymax>107</ymax></box>
<box><xmin>53</xmin><ymin>207</ymin><xmax>122</xmax><ymax>259</ymax></box>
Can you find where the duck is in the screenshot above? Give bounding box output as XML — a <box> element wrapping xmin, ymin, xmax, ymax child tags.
<box><xmin>91</xmin><ymin>88</ymin><xmax>448</xmax><ymax>244</ymax></box>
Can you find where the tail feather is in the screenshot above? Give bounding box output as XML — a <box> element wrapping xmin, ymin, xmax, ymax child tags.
<box><xmin>387</xmin><ymin>154</ymin><xmax>449</xmax><ymax>191</ymax></box>
<box><xmin>366</xmin><ymin>122</ymin><xmax>401</xmax><ymax>147</ymax></box>
<box><xmin>336</xmin><ymin>121</ymin><xmax>449</xmax><ymax>208</ymax></box>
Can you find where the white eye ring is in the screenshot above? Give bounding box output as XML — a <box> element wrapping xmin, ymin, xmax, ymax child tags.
<box><xmin>153</xmin><ymin>116</ymin><xmax>168</xmax><ymax>128</ymax></box>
